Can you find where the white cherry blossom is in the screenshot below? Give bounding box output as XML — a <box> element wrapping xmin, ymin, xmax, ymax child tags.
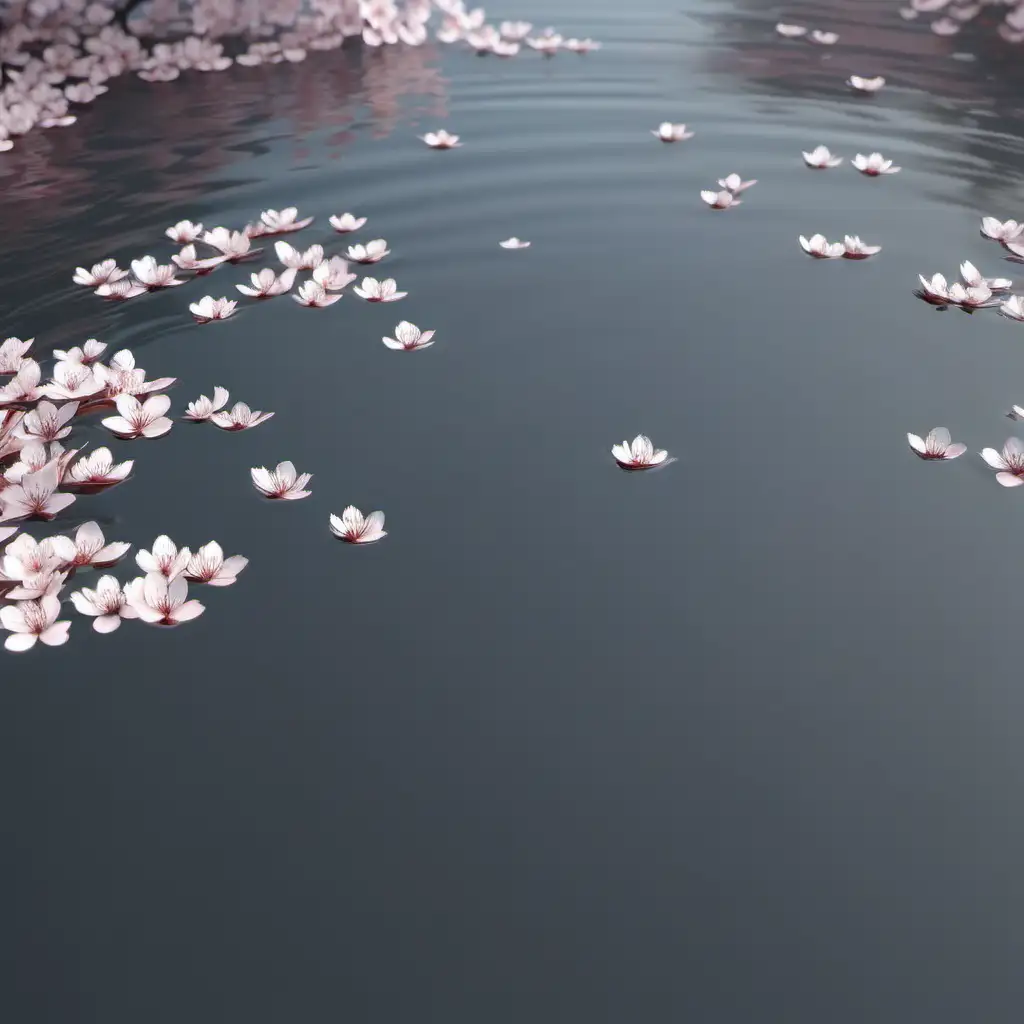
<box><xmin>101</xmin><ymin>394</ymin><xmax>173</xmax><ymax>439</ymax></box>
<box><xmin>70</xmin><ymin>575</ymin><xmax>137</xmax><ymax>632</ymax></box>
<box><xmin>330</xmin><ymin>507</ymin><xmax>387</xmax><ymax>544</ymax></box>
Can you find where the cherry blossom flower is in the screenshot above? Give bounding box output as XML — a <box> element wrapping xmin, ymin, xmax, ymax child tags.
<box><xmin>4</xmin><ymin>441</ymin><xmax>58</xmax><ymax>485</ymax></box>
<box><xmin>776</xmin><ymin>23</ymin><xmax>807</xmax><ymax>37</ymax></box>
<box><xmin>960</xmin><ymin>260</ymin><xmax>1012</xmax><ymax>292</ymax></box>
<box><xmin>15</xmin><ymin>400</ymin><xmax>78</xmax><ymax>443</ymax></box>
<box><xmin>346</xmin><ymin>239</ymin><xmax>390</xmax><ymax>264</ymax></box>
<box><xmin>1</xmin><ymin>534</ymin><xmax>62</xmax><ymax>583</ymax></box>
<box><xmin>211</xmin><ymin>402</ymin><xmax>275</xmax><ymax>431</ymax></box>
<box><xmin>0</xmin><ymin>337</ymin><xmax>33</xmax><ymax>375</ymax></box>
<box><xmin>353</xmin><ymin>277</ymin><xmax>407</xmax><ymax>302</ymax></box>
<box><xmin>946</xmin><ymin>281</ymin><xmax>998</xmax><ymax>309</ymax></box>
<box><xmin>842</xmin><ymin>235</ymin><xmax>882</xmax><ymax>259</ymax></box>
<box><xmin>803</xmin><ymin>145</ymin><xmax>843</xmax><ymax>168</ymax></box>
<box><xmin>129</xmin><ymin>255</ymin><xmax>182</xmax><ymax>288</ymax></box>
<box><xmin>852</xmin><ymin>152</ymin><xmax>901</xmax><ymax>175</ymax></box>
<box><xmin>293</xmin><ymin>281</ymin><xmax>342</xmax><ymax>307</ymax></box>
<box><xmin>190</xmin><ymin>296</ymin><xmax>237</xmax><ymax>322</ymax></box>
<box><xmin>101</xmin><ymin>394</ymin><xmax>173</xmax><ymax>439</ymax></box>
<box><xmin>501</xmin><ymin>20</ymin><xmax>533</xmax><ymax>39</ymax></box>
<box><xmin>251</xmin><ymin>461</ymin><xmax>312</xmax><ymax>500</ymax></box>
<box><xmin>235</xmin><ymin>267</ymin><xmax>297</xmax><ymax>297</ymax></box>
<box><xmin>651</xmin><ymin>122</ymin><xmax>694</xmax><ymax>142</ymax></box>
<box><xmin>701</xmin><ymin>190</ymin><xmax>740</xmax><ymax>210</ymax></box>
<box><xmin>329</xmin><ymin>212</ymin><xmax>367</xmax><ymax>233</ymax></box>
<box><xmin>981</xmin><ymin>218</ymin><xmax>1023</xmax><ymax>243</ymax></box>
<box><xmin>184</xmin><ymin>541</ymin><xmax>248</xmax><ymax>586</ymax></box>
<box><xmin>202</xmin><ymin>227</ymin><xmax>260</xmax><ymax>261</ymax></box>
<box><xmin>91</xmin><ymin>355</ymin><xmax>175</xmax><ymax>401</ymax></box>
<box><xmin>907</xmin><ymin>427</ymin><xmax>966</xmax><ymax>460</ymax></box>
<box><xmin>63</xmin><ymin>447</ymin><xmax>133</xmax><ymax>492</ymax></box>
<box><xmin>1000</xmin><ymin>296</ymin><xmax>1024</xmax><ymax>322</ymax></box>
<box><xmin>51</xmin><ymin>521</ymin><xmax>130</xmax><ymax>569</ymax></box>
<box><xmin>95</xmin><ymin>278</ymin><xmax>147</xmax><ymax>300</ymax></box>
<box><xmin>382</xmin><ymin>322</ymin><xmax>436</xmax><ymax>351</ymax></box>
<box><xmin>420</xmin><ymin>130</ymin><xmax>462</xmax><ymax>148</ymax></box>
<box><xmin>612</xmin><ymin>434</ymin><xmax>670</xmax><ymax>470</ymax></box>
<box><xmin>917</xmin><ymin>273</ymin><xmax>951</xmax><ymax>304</ymax></box>
<box><xmin>171</xmin><ymin>244</ymin><xmax>229</xmax><ymax>273</ymax></box>
<box><xmin>1</xmin><ymin>595</ymin><xmax>70</xmax><ymax>651</ymax></box>
<box><xmin>312</xmin><ymin>257</ymin><xmax>357</xmax><ymax>292</ymax></box>
<box><xmin>53</xmin><ymin>340</ymin><xmax>105</xmax><ymax>364</ymax></box>
<box><xmin>275</xmin><ymin>241</ymin><xmax>325</xmax><ymax>270</ymax></box>
<box><xmin>981</xmin><ymin>437</ymin><xmax>1024</xmax><ymax>486</ymax></box>
<box><xmin>184</xmin><ymin>387</ymin><xmax>230</xmax><ymax>421</ymax></box>
<box><xmin>0</xmin><ymin>461</ymin><xmax>75</xmax><ymax>521</ymax></box>
<box><xmin>253</xmin><ymin>207</ymin><xmax>313</xmax><ymax>235</ymax></box>
<box><xmin>809</xmin><ymin>29</ymin><xmax>839</xmax><ymax>44</ymax></box>
<box><xmin>499</xmin><ymin>237</ymin><xmax>531</xmax><ymax>249</ymax></box>
<box><xmin>718</xmin><ymin>173</ymin><xmax>757</xmax><ymax>192</ymax></box>
<box><xmin>165</xmin><ymin>220</ymin><xmax>204</xmax><ymax>243</ymax></box>
<box><xmin>73</xmin><ymin>258</ymin><xmax>126</xmax><ymax>287</ymax></box>
<box><xmin>526</xmin><ymin>34</ymin><xmax>562</xmax><ymax>53</ymax></box>
<box><xmin>5</xmin><ymin>571</ymin><xmax>68</xmax><ymax>602</ymax></box>
<box><xmin>136</xmin><ymin>535</ymin><xmax>191</xmax><ymax>578</ymax></box>
<box><xmin>564</xmin><ymin>38</ymin><xmax>601</xmax><ymax>52</ymax></box>
<box><xmin>330</xmin><ymin>507</ymin><xmax>387</xmax><ymax>544</ymax></box>
<box><xmin>41</xmin><ymin>363</ymin><xmax>103</xmax><ymax>403</ymax></box>
<box><xmin>70</xmin><ymin>575</ymin><xmax>137</xmax><ymax>632</ymax></box>
<box><xmin>0</xmin><ymin>361</ymin><xmax>43</xmax><ymax>404</ymax></box>
<box><xmin>125</xmin><ymin>572</ymin><xmax>205</xmax><ymax>627</ymax></box>
<box><xmin>848</xmin><ymin>75</ymin><xmax>886</xmax><ymax>92</ymax></box>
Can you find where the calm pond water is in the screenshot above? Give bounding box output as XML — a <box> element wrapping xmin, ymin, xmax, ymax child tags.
<box><xmin>4</xmin><ymin>1</ymin><xmax>1024</xmax><ymax>1020</ymax></box>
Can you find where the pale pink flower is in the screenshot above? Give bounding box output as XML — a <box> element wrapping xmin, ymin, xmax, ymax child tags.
<box><xmin>492</xmin><ymin>40</ymin><xmax>521</xmax><ymax>56</ymax></box>
<box><xmin>420</xmin><ymin>130</ymin><xmax>462</xmax><ymax>148</ymax></box>
<box><xmin>70</xmin><ymin>575</ymin><xmax>137</xmax><ymax>633</ymax></box>
<box><xmin>138</xmin><ymin>65</ymin><xmax>180</xmax><ymax>82</ymax></box>
<box><xmin>0</xmin><ymin>595</ymin><xmax>70</xmax><ymax>651</ymax></box>
<box><xmin>718</xmin><ymin>173</ymin><xmax>757</xmax><ymax>192</ymax></box>
<box><xmin>842</xmin><ymin>235</ymin><xmax>882</xmax><ymax>259</ymax></box>
<box><xmin>701</xmin><ymin>190</ymin><xmax>740</xmax><ymax>210</ymax></box>
<box><xmin>95</xmin><ymin>278</ymin><xmax>147</xmax><ymax>300</ymax></box>
<box><xmin>91</xmin><ymin>357</ymin><xmax>175</xmax><ymax>400</ymax></box>
<box><xmin>981</xmin><ymin>218</ymin><xmax>1023</xmax><ymax>243</ymax></box>
<box><xmin>776</xmin><ymin>22</ymin><xmax>807</xmax><ymax>37</ymax></box>
<box><xmin>1</xmin><ymin>533</ymin><xmax>62</xmax><ymax>583</ymax></box>
<box><xmin>136</xmin><ymin>535</ymin><xmax>191</xmax><ymax>578</ymax></box>
<box><xmin>960</xmin><ymin>260</ymin><xmax>1012</xmax><ymax>292</ymax></box>
<box><xmin>125</xmin><ymin>572</ymin><xmax>205</xmax><ymax>626</ymax></box>
<box><xmin>345</xmin><ymin>239</ymin><xmax>390</xmax><ymax>264</ymax></box>
<box><xmin>803</xmin><ymin>145</ymin><xmax>843</xmax><ymax>168</ymax></box>
<box><xmin>4</xmin><ymin>441</ymin><xmax>53</xmax><ymax>485</ymax></box>
<box><xmin>353</xmin><ymin>277</ymin><xmax>407</xmax><ymax>302</ymax></box>
<box><xmin>202</xmin><ymin>227</ymin><xmax>260</xmax><ymax>261</ymax></box>
<box><xmin>329</xmin><ymin>212</ymin><xmax>367</xmax><ymax>233</ymax></box>
<box><xmin>847</xmin><ymin>75</ymin><xmax>886</xmax><ymax>92</ymax></box>
<box><xmin>382</xmin><ymin>321</ymin><xmax>436</xmax><ymax>351</ymax></box>
<box><xmin>275</xmin><ymin>241</ymin><xmax>325</xmax><ymax>270</ymax></box>
<box><xmin>499</xmin><ymin>237</ymin><xmax>531</xmax><ymax>249</ymax></box>
<box><xmin>184</xmin><ymin>387</ymin><xmax>230</xmax><ymax>421</ymax></box>
<box><xmin>0</xmin><ymin>462</ymin><xmax>75</xmax><ymax>521</ymax></box>
<box><xmin>329</xmin><ymin>506</ymin><xmax>387</xmax><ymax>544</ymax></box>
<box><xmin>42</xmin><ymin>362</ymin><xmax>103</xmax><ymax>401</ymax></box>
<box><xmin>101</xmin><ymin>394</ymin><xmax>173</xmax><ymax>439</ymax></box>
<box><xmin>1000</xmin><ymin>296</ymin><xmax>1024</xmax><ymax>322</ymax></box>
<box><xmin>5</xmin><ymin>570</ymin><xmax>68</xmax><ymax>602</ymax></box>
<box><xmin>293</xmin><ymin>281</ymin><xmax>342</xmax><ymax>308</ymax></box>
<box><xmin>312</xmin><ymin>257</ymin><xmax>357</xmax><ymax>292</ymax></box>
<box><xmin>50</xmin><ymin>521</ymin><xmax>130</xmax><ymax>568</ymax></box>
<box><xmin>526</xmin><ymin>35</ymin><xmax>562</xmax><ymax>53</ymax></box>
<box><xmin>15</xmin><ymin>400</ymin><xmax>78</xmax><ymax>443</ymax></box>
<box><xmin>0</xmin><ymin>360</ymin><xmax>42</xmax><ymax>404</ymax></box>
<box><xmin>946</xmin><ymin>281</ymin><xmax>998</xmax><ymax>308</ymax></box>
<box><xmin>63</xmin><ymin>447</ymin><xmax>133</xmax><ymax>492</ymax></box>
<box><xmin>190</xmin><ymin>296</ymin><xmax>237</xmax><ymax>322</ymax></box>
<box><xmin>564</xmin><ymin>38</ymin><xmax>601</xmax><ymax>52</ymax></box>
<box><xmin>171</xmin><ymin>244</ymin><xmax>229</xmax><ymax>273</ymax></box>
<box><xmin>211</xmin><ymin>402</ymin><xmax>275</xmax><ymax>431</ymax></box>
<box><xmin>651</xmin><ymin>122</ymin><xmax>694</xmax><ymax>142</ymax></box>
<box><xmin>51</xmin><ymin>339</ymin><xmax>106</xmax><ymax>364</ymax></box>
<box><xmin>251</xmin><ymin>461</ymin><xmax>312</xmax><ymax>500</ymax></box>
<box><xmin>907</xmin><ymin>427</ymin><xmax>966</xmax><ymax>460</ymax></box>
<box><xmin>981</xmin><ymin>437</ymin><xmax>1024</xmax><ymax>486</ymax></box>
<box><xmin>500</xmin><ymin>20</ymin><xmax>533</xmax><ymax>39</ymax></box>
<box><xmin>73</xmin><ymin>258</ymin><xmax>127</xmax><ymax>287</ymax></box>
<box><xmin>918</xmin><ymin>273</ymin><xmax>951</xmax><ymax>304</ymax></box>
<box><xmin>184</xmin><ymin>541</ymin><xmax>248</xmax><ymax>586</ymax></box>
<box><xmin>235</xmin><ymin>267</ymin><xmax>297</xmax><ymax>297</ymax></box>
<box><xmin>853</xmin><ymin>152</ymin><xmax>901</xmax><ymax>175</ymax></box>
<box><xmin>612</xmin><ymin>434</ymin><xmax>670</xmax><ymax>470</ymax></box>
<box><xmin>130</xmin><ymin>255</ymin><xmax>182</xmax><ymax>288</ymax></box>
<box><xmin>165</xmin><ymin>220</ymin><xmax>204</xmax><ymax>243</ymax></box>
<box><xmin>0</xmin><ymin>337</ymin><xmax>33</xmax><ymax>374</ymax></box>
<box><xmin>254</xmin><ymin>207</ymin><xmax>313</xmax><ymax>235</ymax></box>
<box><xmin>809</xmin><ymin>29</ymin><xmax>839</xmax><ymax>44</ymax></box>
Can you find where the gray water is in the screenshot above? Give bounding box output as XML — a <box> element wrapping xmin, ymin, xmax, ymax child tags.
<box><xmin>4</xmin><ymin>1</ymin><xmax>1024</xmax><ymax>1020</ymax></box>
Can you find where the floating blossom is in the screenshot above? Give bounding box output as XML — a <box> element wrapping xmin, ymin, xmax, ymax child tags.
<box><xmin>0</xmin><ymin>595</ymin><xmax>70</xmax><ymax>651</ymax></box>
<box><xmin>420</xmin><ymin>130</ymin><xmax>462</xmax><ymax>148</ymax></box>
<box><xmin>0</xmin><ymin>337</ymin><xmax>33</xmax><ymax>375</ymax></box>
<box><xmin>981</xmin><ymin>437</ymin><xmax>1024</xmax><ymax>487</ymax></box>
<box><xmin>184</xmin><ymin>542</ymin><xmax>248</xmax><ymax>586</ymax></box>
<box><xmin>0</xmin><ymin>360</ymin><xmax>43</xmax><ymax>405</ymax></box>
<box><xmin>0</xmin><ymin>462</ymin><xmax>75</xmax><ymax>521</ymax></box>
<box><xmin>211</xmin><ymin>402</ymin><xmax>275</xmax><ymax>431</ymax></box>
<box><xmin>918</xmin><ymin>273</ymin><xmax>952</xmax><ymax>304</ymax></box>
<box><xmin>129</xmin><ymin>255</ymin><xmax>183</xmax><ymax>289</ymax></box>
<box><xmin>64</xmin><ymin>447</ymin><xmax>133</xmax><ymax>492</ymax></box>
<box><xmin>293</xmin><ymin>281</ymin><xmax>342</xmax><ymax>308</ymax></box>
<box><xmin>101</xmin><ymin>394</ymin><xmax>173</xmax><ymax>440</ymax></box>
<box><xmin>134</xmin><ymin>536</ymin><xmax>190</xmax><ymax>580</ymax></box>
<box><xmin>564</xmin><ymin>38</ymin><xmax>601</xmax><ymax>52</ymax></box>
<box><xmin>329</xmin><ymin>212</ymin><xmax>367</xmax><ymax>233</ymax></box>
<box><xmin>95</xmin><ymin>278</ymin><xmax>147</xmax><ymax>300</ymax></box>
<box><xmin>651</xmin><ymin>122</ymin><xmax>694</xmax><ymax>142</ymax></box>
<box><xmin>981</xmin><ymin>218</ymin><xmax>1023</xmax><ymax>243</ymax></box>
<box><xmin>353</xmin><ymin>277</ymin><xmax>407</xmax><ymax>302</ymax></box>
<box><xmin>852</xmin><ymin>152</ymin><xmax>901</xmax><ymax>176</ymax></box>
<box><xmin>526</xmin><ymin>34</ymin><xmax>562</xmax><ymax>53</ymax></box>
<box><xmin>15</xmin><ymin>401</ymin><xmax>78</xmax><ymax>444</ymax></box>
<box><xmin>1</xmin><ymin>533</ymin><xmax>61</xmax><ymax>583</ymax></box>
<box><xmin>330</xmin><ymin>506</ymin><xmax>387</xmax><ymax>544</ymax></box>
<box><xmin>73</xmin><ymin>258</ymin><xmax>127</xmax><ymax>288</ymax></box>
<box><xmin>190</xmin><ymin>296</ymin><xmax>237</xmax><ymax>322</ymax></box>
<box><xmin>612</xmin><ymin>434</ymin><xmax>670</xmax><ymax>470</ymax></box>
<box><xmin>202</xmin><ymin>227</ymin><xmax>260</xmax><ymax>261</ymax></box>
<box><xmin>51</xmin><ymin>521</ymin><xmax>130</xmax><ymax>569</ymax></box>
<box><xmin>165</xmin><ymin>220</ymin><xmax>204</xmax><ymax>244</ymax></box>
<box><xmin>960</xmin><ymin>260</ymin><xmax>1012</xmax><ymax>292</ymax></box>
<box><xmin>803</xmin><ymin>145</ymin><xmax>843</xmax><ymax>169</ymax></box>
<box><xmin>70</xmin><ymin>575</ymin><xmax>137</xmax><ymax>633</ymax></box>
<box><xmin>701</xmin><ymin>190</ymin><xmax>740</xmax><ymax>210</ymax></box>
<box><xmin>501</xmin><ymin>20</ymin><xmax>533</xmax><ymax>39</ymax></box>
<box><xmin>275</xmin><ymin>240</ymin><xmax>325</xmax><ymax>270</ymax></box>
<box><xmin>5</xmin><ymin>570</ymin><xmax>68</xmax><ymax>603</ymax></box>
<box><xmin>171</xmin><ymin>244</ymin><xmax>229</xmax><ymax>273</ymax></box>
<box><xmin>776</xmin><ymin>22</ymin><xmax>808</xmax><ymax>37</ymax></box>
<box><xmin>809</xmin><ymin>29</ymin><xmax>839</xmax><ymax>44</ymax></box>
<box><xmin>1000</xmin><ymin>296</ymin><xmax>1024</xmax><ymax>322</ymax></box>
<box><xmin>848</xmin><ymin>75</ymin><xmax>886</xmax><ymax>92</ymax></box>
<box><xmin>345</xmin><ymin>239</ymin><xmax>390</xmax><ymax>264</ymax></box>
<box><xmin>946</xmin><ymin>281</ymin><xmax>998</xmax><ymax>309</ymax></box>
<box><xmin>253</xmin><ymin>207</ymin><xmax>313</xmax><ymax>235</ymax></box>
<box><xmin>907</xmin><ymin>427</ymin><xmax>966</xmax><ymax>460</ymax></box>
<box><xmin>382</xmin><ymin>322</ymin><xmax>436</xmax><ymax>351</ymax></box>
<box><xmin>184</xmin><ymin>387</ymin><xmax>230</xmax><ymax>421</ymax></box>
<box><xmin>718</xmin><ymin>173</ymin><xmax>757</xmax><ymax>192</ymax></box>
<box><xmin>44</xmin><ymin>365</ymin><xmax>103</xmax><ymax>403</ymax></box>
<box><xmin>251</xmin><ymin>461</ymin><xmax>312</xmax><ymax>500</ymax></box>
<box><xmin>51</xmin><ymin>338</ymin><xmax>106</xmax><ymax>364</ymax></box>
<box><xmin>499</xmin><ymin>237</ymin><xmax>531</xmax><ymax>249</ymax></box>
<box><xmin>125</xmin><ymin>572</ymin><xmax>205</xmax><ymax>627</ymax></box>
<box><xmin>842</xmin><ymin>235</ymin><xmax>882</xmax><ymax>259</ymax></box>
<box><xmin>312</xmin><ymin>257</ymin><xmax>357</xmax><ymax>292</ymax></box>
<box><xmin>235</xmin><ymin>267</ymin><xmax>297</xmax><ymax>297</ymax></box>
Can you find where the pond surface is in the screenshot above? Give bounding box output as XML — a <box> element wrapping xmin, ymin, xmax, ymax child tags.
<box><xmin>4</xmin><ymin>1</ymin><xmax>1024</xmax><ymax>1020</ymax></box>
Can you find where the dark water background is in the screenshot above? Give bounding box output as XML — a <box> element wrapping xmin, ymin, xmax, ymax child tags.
<box><xmin>4</xmin><ymin>1</ymin><xmax>1024</xmax><ymax>1020</ymax></box>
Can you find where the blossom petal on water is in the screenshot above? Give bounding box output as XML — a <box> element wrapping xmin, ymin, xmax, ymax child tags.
<box><xmin>190</xmin><ymin>296</ymin><xmax>237</xmax><ymax>322</ymax></box>
<box><xmin>210</xmin><ymin>402</ymin><xmax>274</xmax><ymax>431</ymax></box>
<box><xmin>907</xmin><ymin>427</ymin><xmax>966</xmax><ymax>460</ymax></box>
<box><xmin>499</xmin><ymin>237</ymin><xmax>531</xmax><ymax>248</ymax></box>
<box><xmin>852</xmin><ymin>152</ymin><xmax>901</xmax><ymax>175</ymax></box>
<box><xmin>701</xmin><ymin>190</ymin><xmax>739</xmax><ymax>210</ymax></box>
<box><xmin>95</xmin><ymin>278</ymin><xmax>147</xmax><ymax>300</ymax></box>
<box><xmin>329</xmin><ymin>213</ymin><xmax>367</xmax><ymax>233</ymax></box>
<box><xmin>981</xmin><ymin>437</ymin><xmax>1024</xmax><ymax>486</ymax></box>
<box><xmin>64</xmin><ymin>447</ymin><xmax>133</xmax><ymax>492</ymax></box>
<box><xmin>51</xmin><ymin>520</ymin><xmax>129</xmax><ymax>568</ymax></box>
<box><xmin>611</xmin><ymin>434</ymin><xmax>670</xmax><ymax>470</ymax></box>
<box><xmin>847</xmin><ymin>75</ymin><xmax>886</xmax><ymax>92</ymax></box>
<box><xmin>718</xmin><ymin>173</ymin><xmax>757</xmax><ymax>193</ymax></box>
<box><xmin>1000</xmin><ymin>296</ymin><xmax>1024</xmax><ymax>322</ymax></box>
<box><xmin>185</xmin><ymin>541</ymin><xmax>248</xmax><ymax>586</ymax></box>
<box><xmin>136</xmin><ymin>535</ymin><xmax>190</xmax><ymax>579</ymax></box>
<box><xmin>235</xmin><ymin>267</ymin><xmax>297</xmax><ymax>297</ymax></box>
<box><xmin>184</xmin><ymin>387</ymin><xmax>230</xmax><ymax>421</ymax></box>
<box><xmin>0</xmin><ymin>461</ymin><xmax>75</xmax><ymax>521</ymax></box>
<box><xmin>256</xmin><ymin>207</ymin><xmax>314</xmax><ymax>235</ymax></box>
<box><xmin>329</xmin><ymin>506</ymin><xmax>387</xmax><ymax>544</ymax></box>
<box><xmin>420</xmin><ymin>130</ymin><xmax>462</xmax><ymax>148</ymax></box>
<box><xmin>171</xmin><ymin>244</ymin><xmax>229</xmax><ymax>273</ymax></box>
<box><xmin>275</xmin><ymin>240</ymin><xmax>325</xmax><ymax>270</ymax></box>
<box><xmin>802</xmin><ymin>145</ymin><xmax>843</xmax><ymax>168</ymax></box>
<box><xmin>293</xmin><ymin>281</ymin><xmax>342</xmax><ymax>307</ymax></box>
<box><xmin>800</xmin><ymin>234</ymin><xmax>845</xmax><ymax>259</ymax></box>
<box><xmin>345</xmin><ymin>239</ymin><xmax>390</xmax><ymax>264</ymax></box>
<box><xmin>125</xmin><ymin>572</ymin><xmax>205</xmax><ymax>626</ymax></box>
<box><xmin>981</xmin><ymin>217</ymin><xmax>1023</xmax><ymax>243</ymax></box>
<box><xmin>1</xmin><ymin>595</ymin><xmax>70</xmax><ymax>651</ymax></box>
<box><xmin>73</xmin><ymin>258</ymin><xmax>127</xmax><ymax>288</ymax></box>
<box><xmin>382</xmin><ymin>322</ymin><xmax>435</xmax><ymax>351</ymax></box>
<box><xmin>101</xmin><ymin>394</ymin><xmax>173</xmax><ymax>439</ymax></box>
<box><xmin>776</xmin><ymin>22</ymin><xmax>807</xmax><ymax>37</ymax></box>
<box><xmin>842</xmin><ymin>235</ymin><xmax>882</xmax><ymax>259</ymax></box>
<box><xmin>651</xmin><ymin>122</ymin><xmax>694</xmax><ymax>142</ymax></box>
<box><xmin>312</xmin><ymin>257</ymin><xmax>356</xmax><ymax>292</ymax></box>
<box><xmin>250</xmin><ymin>461</ymin><xmax>312</xmax><ymax>500</ymax></box>
<box><xmin>353</xmin><ymin>277</ymin><xmax>407</xmax><ymax>302</ymax></box>
<box><xmin>809</xmin><ymin>29</ymin><xmax>839</xmax><ymax>44</ymax></box>
<box><xmin>130</xmin><ymin>255</ymin><xmax>183</xmax><ymax>288</ymax></box>
<box><xmin>166</xmin><ymin>220</ymin><xmax>204</xmax><ymax>243</ymax></box>
<box><xmin>70</xmin><ymin>574</ymin><xmax>137</xmax><ymax>632</ymax></box>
